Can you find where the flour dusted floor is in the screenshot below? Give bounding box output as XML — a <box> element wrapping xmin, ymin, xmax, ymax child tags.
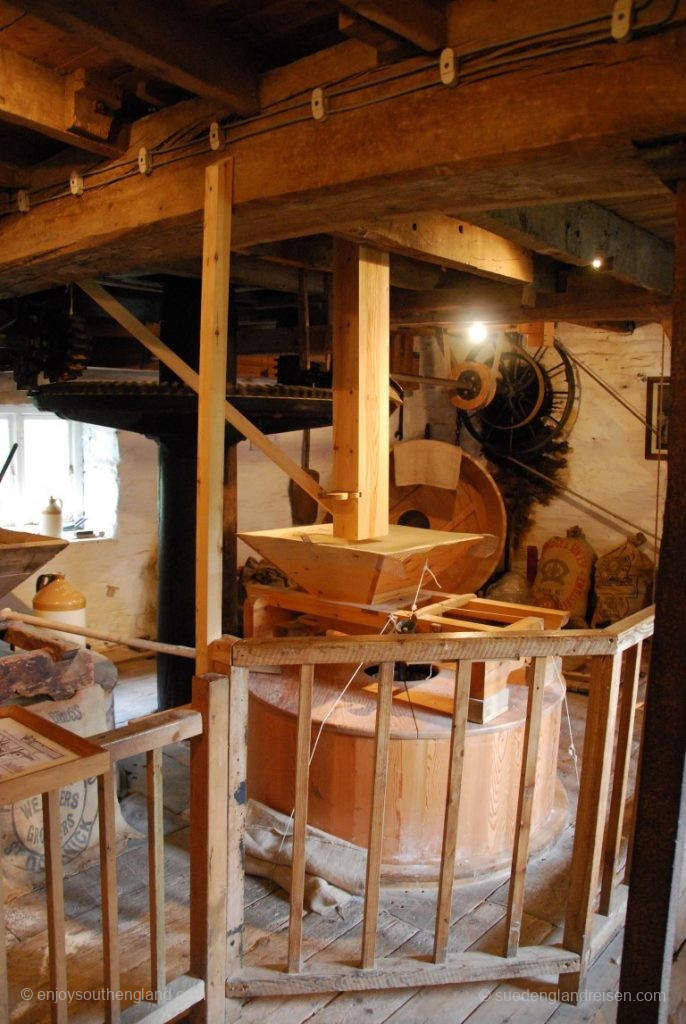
<box><xmin>5</xmin><ymin>659</ymin><xmax>685</xmax><ymax>1023</ymax></box>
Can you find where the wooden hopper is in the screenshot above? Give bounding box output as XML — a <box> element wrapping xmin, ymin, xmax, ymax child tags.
<box><xmin>239</xmin><ymin>523</ymin><xmax>495</xmax><ymax>604</ymax></box>
<box><xmin>0</xmin><ymin>528</ymin><xmax>68</xmax><ymax>600</ymax></box>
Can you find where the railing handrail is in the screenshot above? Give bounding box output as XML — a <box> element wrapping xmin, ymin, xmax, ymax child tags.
<box><xmin>220</xmin><ymin>606</ymin><xmax>655</xmax><ymax>668</ymax></box>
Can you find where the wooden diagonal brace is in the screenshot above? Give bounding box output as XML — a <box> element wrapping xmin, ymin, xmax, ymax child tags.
<box><xmin>78</xmin><ymin>279</ymin><xmax>346</xmax><ymax>516</ymax></box>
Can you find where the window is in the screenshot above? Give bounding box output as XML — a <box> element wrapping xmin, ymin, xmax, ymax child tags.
<box><xmin>0</xmin><ymin>406</ymin><xmax>119</xmax><ymax>537</ymax></box>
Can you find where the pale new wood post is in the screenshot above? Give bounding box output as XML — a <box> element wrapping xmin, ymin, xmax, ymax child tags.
<box><xmin>504</xmin><ymin>656</ymin><xmax>547</xmax><ymax>957</ymax></box>
<box><xmin>288</xmin><ymin>665</ymin><xmax>314</xmax><ymax>973</ymax></box>
<box><xmin>559</xmin><ymin>653</ymin><xmax>623</xmax><ymax>998</ymax></box>
<box><xmin>190</xmin><ymin>673</ymin><xmax>230</xmax><ymax>1024</ymax></box>
<box><xmin>195</xmin><ymin>158</ymin><xmax>233</xmax><ymax>675</ymax></box>
<box><xmin>433</xmin><ymin>659</ymin><xmax>472</xmax><ymax>963</ymax></box>
<box><xmin>43</xmin><ymin>789</ymin><xmax>68</xmax><ymax>1024</ymax></box>
<box><xmin>332</xmin><ymin>238</ymin><xmax>390</xmax><ymax>541</ymax></box>
<box><xmin>361</xmin><ymin>661</ymin><xmax>394</xmax><ymax>968</ymax></box>
<box><xmin>97</xmin><ymin>769</ymin><xmax>121</xmax><ymax>1024</ymax></box>
<box><xmin>146</xmin><ymin>747</ymin><xmax>166</xmax><ymax>993</ymax></box>
<box><xmin>226</xmin><ymin>665</ymin><xmax>248</xmax><ymax>978</ymax></box>
<box><xmin>599</xmin><ymin>643</ymin><xmax>642</xmax><ymax>915</ymax></box>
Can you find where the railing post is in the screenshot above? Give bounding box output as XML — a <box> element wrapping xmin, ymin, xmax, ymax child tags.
<box><xmin>559</xmin><ymin>652</ymin><xmax>623</xmax><ymax>999</ymax></box>
<box><xmin>190</xmin><ymin>673</ymin><xmax>230</xmax><ymax>1024</ymax></box>
<box><xmin>599</xmin><ymin>642</ymin><xmax>642</xmax><ymax>915</ymax></box>
<box><xmin>226</xmin><ymin>665</ymin><xmax>248</xmax><ymax>978</ymax></box>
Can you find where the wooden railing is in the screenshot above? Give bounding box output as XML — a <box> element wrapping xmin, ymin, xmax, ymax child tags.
<box><xmin>3</xmin><ymin>673</ymin><xmax>230</xmax><ymax>1024</ymax></box>
<box><xmin>211</xmin><ymin>606</ymin><xmax>654</xmax><ymax>1002</ymax></box>
<box><xmin>4</xmin><ymin>607</ymin><xmax>653</xmax><ymax>1021</ymax></box>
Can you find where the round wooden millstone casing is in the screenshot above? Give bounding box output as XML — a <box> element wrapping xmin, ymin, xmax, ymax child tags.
<box><xmin>248</xmin><ymin>663</ymin><xmax>567</xmax><ymax>882</ymax></box>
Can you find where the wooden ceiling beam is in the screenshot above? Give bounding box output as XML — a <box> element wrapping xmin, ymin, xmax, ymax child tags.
<box><xmin>390</xmin><ymin>275</ymin><xmax>672</xmax><ymax>324</ymax></box>
<box><xmin>0</xmin><ymin>29</ymin><xmax>685</xmax><ymax>293</ymax></box>
<box><xmin>260</xmin><ymin>40</ymin><xmax>379</xmax><ymax>109</ymax></box>
<box><xmin>466</xmin><ymin>203</ymin><xmax>674</xmax><ymax>294</ymax></box>
<box><xmin>0</xmin><ymin>45</ymin><xmax>120</xmax><ymax>157</ymax></box>
<box><xmin>342</xmin><ymin>0</ymin><xmax>446</xmax><ymax>51</ymax></box>
<box><xmin>18</xmin><ymin>0</ymin><xmax>258</xmax><ymax>115</ymax></box>
<box><xmin>0</xmin><ymin>161</ymin><xmax>30</xmax><ymax>190</ymax></box>
<box><xmin>244</xmin><ymin>237</ymin><xmax>462</xmax><ymax>291</ymax></box>
<box><xmin>341</xmin><ymin>213</ymin><xmax>533</xmax><ymax>284</ymax></box>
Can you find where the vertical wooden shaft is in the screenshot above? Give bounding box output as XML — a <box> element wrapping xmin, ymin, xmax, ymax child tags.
<box><xmin>504</xmin><ymin>656</ymin><xmax>547</xmax><ymax>957</ymax></box>
<box><xmin>195</xmin><ymin>158</ymin><xmax>234</xmax><ymax>674</ymax></box>
<box><xmin>433</xmin><ymin>659</ymin><xmax>472</xmax><ymax>963</ymax></box>
<box><xmin>599</xmin><ymin>643</ymin><xmax>642</xmax><ymax>915</ymax></box>
<box><xmin>146</xmin><ymin>747</ymin><xmax>166</xmax><ymax>993</ymax></box>
<box><xmin>560</xmin><ymin>653</ymin><xmax>623</xmax><ymax>997</ymax></box>
<box><xmin>227</xmin><ymin>663</ymin><xmax>248</xmax><ymax>974</ymax></box>
<box><xmin>361</xmin><ymin>660</ymin><xmax>394</xmax><ymax>969</ymax></box>
<box><xmin>618</xmin><ymin>179</ymin><xmax>686</xmax><ymax>1024</ymax></box>
<box><xmin>226</xmin><ymin>665</ymin><xmax>248</xmax><ymax>978</ymax></box>
<box><xmin>288</xmin><ymin>665</ymin><xmax>314</xmax><ymax>973</ymax></box>
<box><xmin>43</xmin><ymin>789</ymin><xmax>68</xmax><ymax>1024</ymax></box>
<box><xmin>332</xmin><ymin>238</ymin><xmax>390</xmax><ymax>541</ymax></box>
<box><xmin>190</xmin><ymin>674</ymin><xmax>230</xmax><ymax>1024</ymax></box>
<box><xmin>0</xmin><ymin>847</ymin><xmax>9</xmax><ymax>1023</ymax></box>
<box><xmin>98</xmin><ymin>770</ymin><xmax>121</xmax><ymax>1024</ymax></box>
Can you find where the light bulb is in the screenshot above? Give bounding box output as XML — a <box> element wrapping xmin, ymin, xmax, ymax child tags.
<box><xmin>468</xmin><ymin>321</ymin><xmax>488</xmax><ymax>343</ymax></box>
<box><xmin>591</xmin><ymin>255</ymin><xmax>604</xmax><ymax>269</ymax></box>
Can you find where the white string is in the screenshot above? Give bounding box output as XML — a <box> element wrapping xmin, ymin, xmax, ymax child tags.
<box><xmin>563</xmin><ymin>693</ymin><xmax>580</xmax><ymax>787</ymax></box>
<box><xmin>276</xmin><ymin>559</ymin><xmax>439</xmax><ymax>851</ymax></box>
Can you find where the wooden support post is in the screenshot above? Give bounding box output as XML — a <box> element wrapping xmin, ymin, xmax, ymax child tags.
<box><xmin>560</xmin><ymin>653</ymin><xmax>623</xmax><ymax>998</ymax></box>
<box><xmin>504</xmin><ymin>656</ymin><xmax>547</xmax><ymax>957</ymax></box>
<box><xmin>361</xmin><ymin>660</ymin><xmax>394</xmax><ymax>968</ymax></box>
<box><xmin>97</xmin><ymin>770</ymin><xmax>121</xmax><ymax>1024</ymax></box>
<box><xmin>226</xmin><ymin>666</ymin><xmax>248</xmax><ymax>978</ymax></box>
<box><xmin>332</xmin><ymin>238</ymin><xmax>390</xmax><ymax>541</ymax></box>
<box><xmin>196</xmin><ymin>158</ymin><xmax>233</xmax><ymax>675</ymax></box>
<box><xmin>433</xmin><ymin>659</ymin><xmax>472</xmax><ymax>963</ymax></box>
<box><xmin>599</xmin><ymin>642</ymin><xmax>642</xmax><ymax>915</ymax></box>
<box><xmin>288</xmin><ymin>665</ymin><xmax>314</xmax><ymax>973</ymax></box>
<box><xmin>43</xmin><ymin>789</ymin><xmax>68</xmax><ymax>1024</ymax></box>
<box><xmin>0</xmin><ymin>864</ymin><xmax>7</xmax><ymax>1024</ymax></box>
<box><xmin>190</xmin><ymin>674</ymin><xmax>230</xmax><ymax>1024</ymax></box>
<box><xmin>618</xmin><ymin>179</ymin><xmax>686</xmax><ymax>1023</ymax></box>
<box><xmin>147</xmin><ymin>747</ymin><xmax>166</xmax><ymax>993</ymax></box>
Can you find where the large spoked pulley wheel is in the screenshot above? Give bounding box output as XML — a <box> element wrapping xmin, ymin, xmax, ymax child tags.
<box><xmin>459</xmin><ymin>336</ymin><xmax>579</xmax><ymax>457</ymax></box>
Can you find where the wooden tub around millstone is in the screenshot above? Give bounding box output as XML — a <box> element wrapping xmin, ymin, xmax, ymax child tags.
<box><xmin>248</xmin><ymin>660</ymin><xmax>567</xmax><ymax>882</ymax></box>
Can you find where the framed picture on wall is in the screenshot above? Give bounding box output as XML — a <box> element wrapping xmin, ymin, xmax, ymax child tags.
<box><xmin>645</xmin><ymin>377</ymin><xmax>670</xmax><ymax>460</ymax></box>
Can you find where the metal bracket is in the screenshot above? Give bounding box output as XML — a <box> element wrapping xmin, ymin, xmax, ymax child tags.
<box><xmin>439</xmin><ymin>48</ymin><xmax>459</xmax><ymax>87</ymax></box>
<box><xmin>611</xmin><ymin>0</ymin><xmax>634</xmax><ymax>42</ymax></box>
<box><xmin>321</xmin><ymin>490</ymin><xmax>361</xmax><ymax>500</ymax></box>
<box><xmin>138</xmin><ymin>147</ymin><xmax>153</xmax><ymax>176</ymax></box>
<box><xmin>311</xmin><ymin>87</ymin><xmax>328</xmax><ymax>122</ymax></box>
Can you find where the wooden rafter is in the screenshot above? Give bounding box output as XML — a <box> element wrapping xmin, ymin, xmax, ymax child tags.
<box><xmin>342</xmin><ymin>213</ymin><xmax>533</xmax><ymax>284</ymax></box>
<box><xmin>17</xmin><ymin>0</ymin><xmax>259</xmax><ymax>114</ymax></box>
<box><xmin>390</xmin><ymin>276</ymin><xmax>673</xmax><ymax>324</ymax></box>
<box><xmin>0</xmin><ymin>29</ymin><xmax>685</xmax><ymax>294</ymax></box>
<box><xmin>342</xmin><ymin>0</ymin><xmax>446</xmax><ymax>51</ymax></box>
<box><xmin>0</xmin><ymin>45</ymin><xmax>120</xmax><ymax>157</ymax></box>
<box><xmin>468</xmin><ymin>203</ymin><xmax>674</xmax><ymax>294</ymax></box>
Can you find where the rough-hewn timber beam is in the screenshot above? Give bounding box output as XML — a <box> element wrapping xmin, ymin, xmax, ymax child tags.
<box><xmin>390</xmin><ymin>276</ymin><xmax>672</xmax><ymax>325</ymax></box>
<box><xmin>343</xmin><ymin>0</ymin><xmax>446</xmax><ymax>51</ymax></box>
<box><xmin>0</xmin><ymin>46</ymin><xmax>120</xmax><ymax>157</ymax></box>
<box><xmin>18</xmin><ymin>0</ymin><xmax>258</xmax><ymax>115</ymax></box>
<box><xmin>343</xmin><ymin>213</ymin><xmax>533</xmax><ymax>284</ymax></box>
<box><xmin>446</xmin><ymin>0</ymin><xmax>686</xmax><ymax>54</ymax></box>
<box><xmin>0</xmin><ymin>29</ymin><xmax>684</xmax><ymax>294</ymax></box>
<box><xmin>467</xmin><ymin>203</ymin><xmax>674</xmax><ymax>294</ymax></box>
<box><xmin>260</xmin><ymin>40</ymin><xmax>378</xmax><ymax>108</ymax></box>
